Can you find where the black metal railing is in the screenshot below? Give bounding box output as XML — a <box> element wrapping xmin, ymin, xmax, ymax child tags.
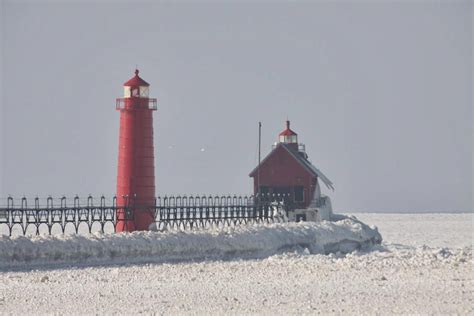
<box><xmin>0</xmin><ymin>194</ymin><xmax>292</xmax><ymax>236</ymax></box>
<box><xmin>116</xmin><ymin>98</ymin><xmax>157</xmax><ymax>110</ymax></box>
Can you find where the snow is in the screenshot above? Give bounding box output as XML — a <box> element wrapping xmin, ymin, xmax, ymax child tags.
<box><xmin>0</xmin><ymin>216</ymin><xmax>380</xmax><ymax>269</ymax></box>
<box><xmin>0</xmin><ymin>213</ymin><xmax>472</xmax><ymax>314</ymax></box>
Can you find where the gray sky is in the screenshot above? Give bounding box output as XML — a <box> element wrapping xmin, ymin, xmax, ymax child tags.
<box><xmin>0</xmin><ymin>0</ymin><xmax>472</xmax><ymax>212</ymax></box>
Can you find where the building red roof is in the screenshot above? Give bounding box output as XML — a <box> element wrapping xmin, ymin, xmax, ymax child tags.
<box><xmin>249</xmin><ymin>143</ymin><xmax>334</xmax><ymax>191</ymax></box>
<box><xmin>123</xmin><ymin>69</ymin><xmax>150</xmax><ymax>87</ymax></box>
<box><xmin>279</xmin><ymin>120</ymin><xmax>297</xmax><ymax>136</ymax></box>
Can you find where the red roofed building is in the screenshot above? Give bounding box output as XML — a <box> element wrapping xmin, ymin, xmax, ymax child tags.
<box><xmin>249</xmin><ymin>121</ymin><xmax>334</xmax><ymax>209</ymax></box>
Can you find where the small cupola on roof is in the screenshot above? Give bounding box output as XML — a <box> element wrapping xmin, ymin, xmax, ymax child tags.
<box><xmin>279</xmin><ymin>120</ymin><xmax>298</xmax><ymax>144</ymax></box>
<box><xmin>123</xmin><ymin>69</ymin><xmax>150</xmax><ymax>98</ymax></box>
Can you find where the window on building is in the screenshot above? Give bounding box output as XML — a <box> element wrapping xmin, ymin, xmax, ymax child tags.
<box><xmin>294</xmin><ymin>186</ymin><xmax>304</xmax><ymax>203</ymax></box>
<box><xmin>273</xmin><ymin>187</ymin><xmax>291</xmax><ymax>196</ymax></box>
<box><xmin>258</xmin><ymin>186</ymin><xmax>270</xmax><ymax>194</ymax></box>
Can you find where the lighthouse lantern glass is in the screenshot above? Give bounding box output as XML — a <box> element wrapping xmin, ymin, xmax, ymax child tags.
<box><xmin>132</xmin><ymin>87</ymin><xmax>139</xmax><ymax>97</ymax></box>
<box><xmin>124</xmin><ymin>87</ymin><xmax>131</xmax><ymax>98</ymax></box>
<box><xmin>140</xmin><ymin>86</ymin><xmax>149</xmax><ymax>97</ymax></box>
<box><xmin>280</xmin><ymin>135</ymin><xmax>297</xmax><ymax>143</ymax></box>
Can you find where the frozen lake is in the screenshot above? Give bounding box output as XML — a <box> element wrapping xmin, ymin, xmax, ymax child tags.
<box><xmin>352</xmin><ymin>212</ymin><xmax>472</xmax><ymax>248</ymax></box>
<box><xmin>0</xmin><ymin>213</ymin><xmax>472</xmax><ymax>314</ymax></box>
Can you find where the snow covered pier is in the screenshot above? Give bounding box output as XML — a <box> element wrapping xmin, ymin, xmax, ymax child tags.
<box><xmin>0</xmin><ymin>218</ymin><xmax>382</xmax><ymax>269</ymax></box>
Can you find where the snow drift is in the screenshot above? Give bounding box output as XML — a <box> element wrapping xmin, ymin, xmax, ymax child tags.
<box><xmin>0</xmin><ymin>216</ymin><xmax>381</xmax><ymax>269</ymax></box>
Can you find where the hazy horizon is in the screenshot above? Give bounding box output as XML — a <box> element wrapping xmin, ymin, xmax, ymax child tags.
<box><xmin>0</xmin><ymin>1</ymin><xmax>472</xmax><ymax>212</ymax></box>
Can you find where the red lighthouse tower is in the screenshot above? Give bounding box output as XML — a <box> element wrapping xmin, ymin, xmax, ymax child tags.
<box><xmin>115</xmin><ymin>69</ymin><xmax>157</xmax><ymax>232</ymax></box>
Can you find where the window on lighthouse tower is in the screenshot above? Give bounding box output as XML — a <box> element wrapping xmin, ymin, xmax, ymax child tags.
<box><xmin>124</xmin><ymin>86</ymin><xmax>131</xmax><ymax>98</ymax></box>
<box><xmin>132</xmin><ymin>87</ymin><xmax>139</xmax><ymax>97</ymax></box>
<box><xmin>123</xmin><ymin>86</ymin><xmax>149</xmax><ymax>98</ymax></box>
<box><xmin>139</xmin><ymin>86</ymin><xmax>149</xmax><ymax>97</ymax></box>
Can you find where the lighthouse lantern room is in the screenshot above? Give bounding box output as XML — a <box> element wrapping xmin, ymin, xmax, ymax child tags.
<box><xmin>279</xmin><ymin>120</ymin><xmax>298</xmax><ymax>144</ymax></box>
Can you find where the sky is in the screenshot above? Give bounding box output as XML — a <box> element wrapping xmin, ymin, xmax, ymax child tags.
<box><xmin>0</xmin><ymin>0</ymin><xmax>472</xmax><ymax>212</ymax></box>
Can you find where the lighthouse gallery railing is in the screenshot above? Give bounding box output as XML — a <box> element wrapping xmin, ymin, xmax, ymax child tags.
<box><xmin>0</xmin><ymin>194</ymin><xmax>292</xmax><ymax>236</ymax></box>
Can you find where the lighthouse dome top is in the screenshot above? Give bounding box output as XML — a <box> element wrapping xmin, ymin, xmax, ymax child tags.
<box><xmin>122</xmin><ymin>69</ymin><xmax>151</xmax><ymax>98</ymax></box>
<box><xmin>123</xmin><ymin>69</ymin><xmax>150</xmax><ymax>87</ymax></box>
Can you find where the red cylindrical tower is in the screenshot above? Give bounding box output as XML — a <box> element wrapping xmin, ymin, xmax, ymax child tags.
<box><xmin>115</xmin><ymin>69</ymin><xmax>157</xmax><ymax>232</ymax></box>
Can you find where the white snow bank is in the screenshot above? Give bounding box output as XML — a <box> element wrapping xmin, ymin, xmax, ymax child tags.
<box><xmin>0</xmin><ymin>217</ymin><xmax>381</xmax><ymax>269</ymax></box>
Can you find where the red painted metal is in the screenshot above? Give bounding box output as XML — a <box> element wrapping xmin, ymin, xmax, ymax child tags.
<box><xmin>279</xmin><ymin>120</ymin><xmax>297</xmax><ymax>136</ymax></box>
<box><xmin>123</xmin><ymin>69</ymin><xmax>150</xmax><ymax>87</ymax></box>
<box><xmin>116</xmin><ymin>70</ymin><xmax>157</xmax><ymax>232</ymax></box>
